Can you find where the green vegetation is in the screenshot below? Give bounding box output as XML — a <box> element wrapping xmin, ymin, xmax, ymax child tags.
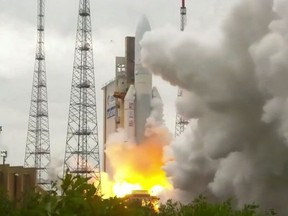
<box><xmin>158</xmin><ymin>196</ymin><xmax>276</xmax><ymax>216</ymax></box>
<box><xmin>0</xmin><ymin>189</ymin><xmax>14</xmax><ymax>216</ymax></box>
<box><xmin>0</xmin><ymin>174</ymin><xmax>276</xmax><ymax>216</ymax></box>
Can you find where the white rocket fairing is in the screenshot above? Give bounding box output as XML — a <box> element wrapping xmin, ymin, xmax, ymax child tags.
<box><xmin>124</xmin><ymin>15</ymin><xmax>163</xmax><ymax>143</ymax></box>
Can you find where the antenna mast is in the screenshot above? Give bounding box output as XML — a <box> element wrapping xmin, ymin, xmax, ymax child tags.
<box><xmin>24</xmin><ymin>0</ymin><xmax>51</xmax><ymax>190</ymax></box>
<box><xmin>175</xmin><ymin>0</ymin><xmax>189</xmax><ymax>137</ymax></box>
<box><xmin>63</xmin><ymin>0</ymin><xmax>101</xmax><ymax>190</ymax></box>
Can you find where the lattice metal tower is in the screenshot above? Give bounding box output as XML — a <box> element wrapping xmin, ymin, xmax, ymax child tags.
<box><xmin>175</xmin><ymin>0</ymin><xmax>190</xmax><ymax>136</ymax></box>
<box><xmin>24</xmin><ymin>0</ymin><xmax>51</xmax><ymax>190</ymax></box>
<box><xmin>63</xmin><ymin>0</ymin><xmax>101</xmax><ymax>189</ymax></box>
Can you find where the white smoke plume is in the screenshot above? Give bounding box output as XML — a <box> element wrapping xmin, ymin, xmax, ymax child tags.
<box><xmin>48</xmin><ymin>155</ymin><xmax>65</xmax><ymax>182</ymax></box>
<box><xmin>141</xmin><ymin>0</ymin><xmax>288</xmax><ymax>213</ymax></box>
<box><xmin>145</xmin><ymin>88</ymin><xmax>166</xmax><ymax>137</ymax></box>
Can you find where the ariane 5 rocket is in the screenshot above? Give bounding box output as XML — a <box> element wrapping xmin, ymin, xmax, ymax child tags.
<box><xmin>124</xmin><ymin>15</ymin><xmax>162</xmax><ymax>144</ymax></box>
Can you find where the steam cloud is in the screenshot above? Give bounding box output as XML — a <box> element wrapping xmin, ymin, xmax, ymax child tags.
<box><xmin>141</xmin><ymin>0</ymin><xmax>288</xmax><ymax>213</ymax></box>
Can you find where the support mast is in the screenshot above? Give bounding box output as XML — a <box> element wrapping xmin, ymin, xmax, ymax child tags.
<box><xmin>24</xmin><ymin>0</ymin><xmax>51</xmax><ymax>190</ymax></box>
<box><xmin>175</xmin><ymin>0</ymin><xmax>189</xmax><ymax>137</ymax></box>
<box><xmin>63</xmin><ymin>0</ymin><xmax>101</xmax><ymax>190</ymax></box>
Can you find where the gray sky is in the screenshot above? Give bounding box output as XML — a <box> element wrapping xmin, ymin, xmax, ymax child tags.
<box><xmin>0</xmin><ymin>0</ymin><xmax>237</xmax><ymax>166</ymax></box>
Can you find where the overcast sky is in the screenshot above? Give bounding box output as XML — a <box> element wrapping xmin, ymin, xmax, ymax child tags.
<box><xmin>0</xmin><ymin>0</ymin><xmax>238</xmax><ymax>166</ymax></box>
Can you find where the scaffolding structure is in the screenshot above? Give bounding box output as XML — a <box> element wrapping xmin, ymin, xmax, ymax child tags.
<box><xmin>24</xmin><ymin>0</ymin><xmax>51</xmax><ymax>190</ymax></box>
<box><xmin>63</xmin><ymin>0</ymin><xmax>101</xmax><ymax>190</ymax></box>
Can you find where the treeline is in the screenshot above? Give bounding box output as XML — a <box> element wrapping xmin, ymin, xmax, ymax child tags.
<box><xmin>0</xmin><ymin>174</ymin><xmax>276</xmax><ymax>216</ymax></box>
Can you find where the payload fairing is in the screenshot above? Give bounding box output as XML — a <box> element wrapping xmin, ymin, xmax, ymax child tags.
<box><xmin>124</xmin><ymin>15</ymin><xmax>162</xmax><ymax>144</ymax></box>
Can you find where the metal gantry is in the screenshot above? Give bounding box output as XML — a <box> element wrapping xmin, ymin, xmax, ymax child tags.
<box><xmin>24</xmin><ymin>0</ymin><xmax>51</xmax><ymax>190</ymax></box>
<box><xmin>63</xmin><ymin>0</ymin><xmax>101</xmax><ymax>190</ymax></box>
<box><xmin>175</xmin><ymin>0</ymin><xmax>190</xmax><ymax>137</ymax></box>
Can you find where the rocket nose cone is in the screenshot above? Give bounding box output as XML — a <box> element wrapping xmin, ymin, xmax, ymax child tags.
<box><xmin>124</xmin><ymin>85</ymin><xmax>135</xmax><ymax>100</ymax></box>
<box><xmin>135</xmin><ymin>14</ymin><xmax>151</xmax><ymax>65</ymax></box>
<box><xmin>135</xmin><ymin>14</ymin><xmax>151</xmax><ymax>40</ymax></box>
<box><xmin>152</xmin><ymin>87</ymin><xmax>161</xmax><ymax>99</ymax></box>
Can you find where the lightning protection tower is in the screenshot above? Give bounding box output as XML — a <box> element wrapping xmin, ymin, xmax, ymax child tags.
<box><xmin>24</xmin><ymin>0</ymin><xmax>51</xmax><ymax>190</ymax></box>
<box><xmin>175</xmin><ymin>0</ymin><xmax>190</xmax><ymax>136</ymax></box>
<box><xmin>63</xmin><ymin>0</ymin><xmax>101</xmax><ymax>190</ymax></box>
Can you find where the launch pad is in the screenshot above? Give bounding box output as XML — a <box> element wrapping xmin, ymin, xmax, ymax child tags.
<box><xmin>123</xmin><ymin>190</ymin><xmax>159</xmax><ymax>208</ymax></box>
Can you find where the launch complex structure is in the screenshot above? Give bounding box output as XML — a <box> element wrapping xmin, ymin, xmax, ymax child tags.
<box><xmin>102</xmin><ymin>37</ymin><xmax>134</xmax><ymax>172</ymax></box>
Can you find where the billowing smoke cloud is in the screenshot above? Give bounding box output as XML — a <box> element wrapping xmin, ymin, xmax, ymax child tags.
<box><xmin>48</xmin><ymin>155</ymin><xmax>65</xmax><ymax>182</ymax></box>
<box><xmin>145</xmin><ymin>88</ymin><xmax>165</xmax><ymax>137</ymax></box>
<box><xmin>141</xmin><ymin>0</ymin><xmax>288</xmax><ymax>213</ymax></box>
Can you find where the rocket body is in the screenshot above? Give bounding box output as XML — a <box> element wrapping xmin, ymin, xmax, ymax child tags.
<box><xmin>134</xmin><ymin>15</ymin><xmax>153</xmax><ymax>143</ymax></box>
<box><xmin>124</xmin><ymin>15</ymin><xmax>162</xmax><ymax>144</ymax></box>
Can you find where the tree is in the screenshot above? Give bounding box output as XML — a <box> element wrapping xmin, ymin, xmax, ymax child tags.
<box><xmin>158</xmin><ymin>195</ymin><xmax>276</xmax><ymax>216</ymax></box>
<box><xmin>0</xmin><ymin>189</ymin><xmax>14</xmax><ymax>216</ymax></box>
<box><xmin>0</xmin><ymin>174</ymin><xmax>277</xmax><ymax>216</ymax></box>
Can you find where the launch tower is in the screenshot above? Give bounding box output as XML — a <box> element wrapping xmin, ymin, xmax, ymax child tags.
<box><xmin>102</xmin><ymin>37</ymin><xmax>135</xmax><ymax>173</ymax></box>
<box><xmin>63</xmin><ymin>0</ymin><xmax>101</xmax><ymax>189</ymax></box>
<box><xmin>24</xmin><ymin>0</ymin><xmax>51</xmax><ymax>190</ymax></box>
<box><xmin>175</xmin><ymin>0</ymin><xmax>189</xmax><ymax>136</ymax></box>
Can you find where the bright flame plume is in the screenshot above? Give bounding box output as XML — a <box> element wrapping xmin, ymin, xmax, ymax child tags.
<box><xmin>101</xmin><ymin>127</ymin><xmax>172</xmax><ymax>198</ymax></box>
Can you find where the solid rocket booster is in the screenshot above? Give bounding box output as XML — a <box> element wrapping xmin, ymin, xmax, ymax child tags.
<box><xmin>124</xmin><ymin>85</ymin><xmax>136</xmax><ymax>142</ymax></box>
<box><xmin>134</xmin><ymin>15</ymin><xmax>152</xmax><ymax>143</ymax></box>
<box><xmin>151</xmin><ymin>86</ymin><xmax>164</xmax><ymax>124</ymax></box>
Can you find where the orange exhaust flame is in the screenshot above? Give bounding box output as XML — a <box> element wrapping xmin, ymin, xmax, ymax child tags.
<box><xmin>102</xmin><ymin>127</ymin><xmax>172</xmax><ymax>198</ymax></box>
